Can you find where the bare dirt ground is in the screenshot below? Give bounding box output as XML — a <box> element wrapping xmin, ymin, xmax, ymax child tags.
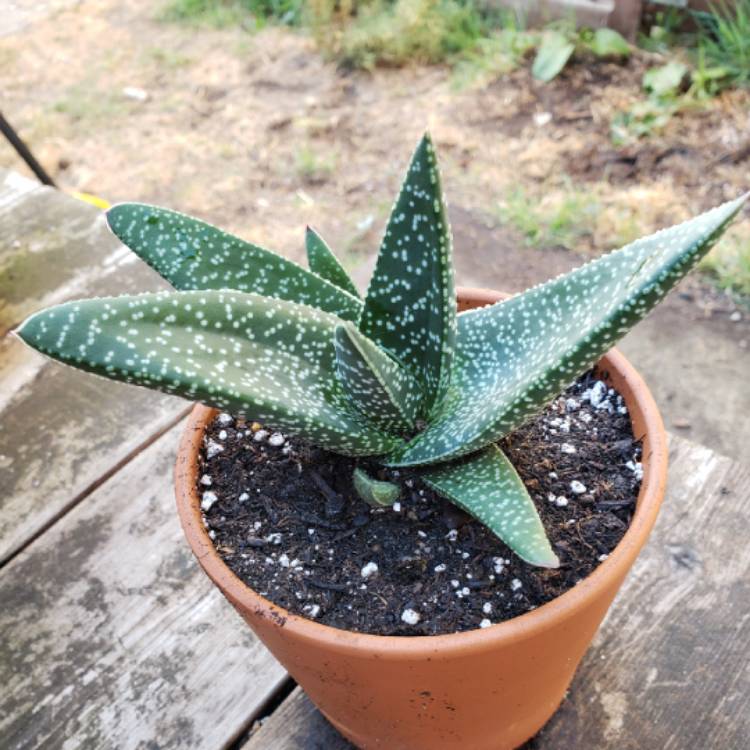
<box><xmin>1</xmin><ymin>0</ymin><xmax>749</xmax><ymax>461</ymax></box>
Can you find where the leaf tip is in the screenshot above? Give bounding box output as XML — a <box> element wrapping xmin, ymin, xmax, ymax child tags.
<box><xmin>530</xmin><ymin>551</ymin><xmax>561</xmax><ymax>570</ymax></box>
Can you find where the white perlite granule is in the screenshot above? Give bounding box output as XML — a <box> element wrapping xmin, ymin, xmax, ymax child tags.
<box><xmin>479</xmin><ymin>619</ymin><xmax>492</xmax><ymax>629</ymax></box>
<box><xmin>206</xmin><ymin>440</ymin><xmax>224</xmax><ymax>458</ymax></box>
<box><xmin>570</xmin><ymin>480</ymin><xmax>587</xmax><ymax>495</ymax></box>
<box><xmin>361</xmin><ymin>561</ymin><xmax>379</xmax><ymax>579</ymax></box>
<box><xmin>201</xmin><ymin>491</ymin><xmax>218</xmax><ymax>512</ymax></box>
<box><xmin>268</xmin><ymin>433</ymin><xmax>285</xmax><ymax>447</ymax></box>
<box><xmin>401</xmin><ymin>608</ymin><xmax>420</xmax><ymax>625</ymax></box>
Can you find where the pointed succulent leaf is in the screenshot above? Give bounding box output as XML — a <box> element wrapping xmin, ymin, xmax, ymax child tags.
<box><xmin>17</xmin><ymin>290</ymin><xmax>401</xmax><ymax>456</ymax></box>
<box><xmin>334</xmin><ymin>322</ymin><xmax>423</xmax><ymax>433</ymax></box>
<box><xmin>359</xmin><ymin>134</ymin><xmax>456</xmax><ymax>417</ymax></box>
<box><xmin>306</xmin><ymin>226</ymin><xmax>360</xmax><ymax>298</ymax></box>
<box><xmin>107</xmin><ymin>203</ymin><xmax>362</xmax><ymax>321</ymax></box>
<box><xmin>353</xmin><ymin>467</ymin><xmax>400</xmax><ymax>507</ymax></box>
<box><xmin>390</xmin><ymin>194</ymin><xmax>747</xmax><ymax>466</ymax></box>
<box><xmin>422</xmin><ymin>445</ymin><xmax>559</xmax><ymax>568</ymax></box>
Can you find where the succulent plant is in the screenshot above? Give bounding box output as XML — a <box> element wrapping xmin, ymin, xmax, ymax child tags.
<box><xmin>17</xmin><ymin>134</ymin><xmax>746</xmax><ymax>568</ymax></box>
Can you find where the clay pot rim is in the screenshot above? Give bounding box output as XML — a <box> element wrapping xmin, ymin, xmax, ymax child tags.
<box><xmin>175</xmin><ymin>286</ymin><xmax>667</xmax><ymax>657</ymax></box>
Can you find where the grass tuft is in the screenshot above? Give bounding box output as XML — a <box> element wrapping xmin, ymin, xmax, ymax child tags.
<box><xmin>700</xmin><ymin>225</ymin><xmax>750</xmax><ymax>297</ymax></box>
<box><xmin>161</xmin><ymin>0</ymin><xmax>305</xmax><ymax>28</ymax></box>
<box><xmin>498</xmin><ymin>186</ymin><xmax>599</xmax><ymax>250</ymax></box>
<box><xmin>693</xmin><ymin>0</ymin><xmax>750</xmax><ymax>89</ymax></box>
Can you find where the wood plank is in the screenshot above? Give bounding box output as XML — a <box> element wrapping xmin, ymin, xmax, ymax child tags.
<box><xmin>0</xmin><ymin>421</ymin><xmax>286</xmax><ymax>750</ymax></box>
<box><xmin>244</xmin><ymin>436</ymin><xmax>750</xmax><ymax>749</ymax></box>
<box><xmin>0</xmin><ymin>333</ymin><xmax>187</xmax><ymax>563</ymax></box>
<box><xmin>0</xmin><ymin>169</ymin><xmax>167</xmax><ymax>336</ymax></box>
<box><xmin>0</xmin><ymin>170</ymin><xmax>187</xmax><ymax>562</ymax></box>
<box><xmin>246</xmin><ymin>687</ymin><xmax>352</xmax><ymax>750</ymax></box>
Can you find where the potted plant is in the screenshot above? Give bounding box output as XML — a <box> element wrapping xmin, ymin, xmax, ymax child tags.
<box><xmin>17</xmin><ymin>135</ymin><xmax>745</xmax><ymax>749</ymax></box>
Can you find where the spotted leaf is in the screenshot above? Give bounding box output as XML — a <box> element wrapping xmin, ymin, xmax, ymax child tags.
<box><xmin>17</xmin><ymin>290</ymin><xmax>400</xmax><ymax>456</ymax></box>
<box><xmin>334</xmin><ymin>321</ymin><xmax>423</xmax><ymax>433</ymax></box>
<box><xmin>359</xmin><ymin>134</ymin><xmax>456</xmax><ymax>417</ymax></box>
<box><xmin>390</xmin><ymin>194</ymin><xmax>748</xmax><ymax>466</ymax></box>
<box><xmin>422</xmin><ymin>445</ymin><xmax>559</xmax><ymax>568</ymax></box>
<box><xmin>306</xmin><ymin>226</ymin><xmax>360</xmax><ymax>298</ymax></box>
<box><xmin>107</xmin><ymin>203</ymin><xmax>362</xmax><ymax>321</ymax></box>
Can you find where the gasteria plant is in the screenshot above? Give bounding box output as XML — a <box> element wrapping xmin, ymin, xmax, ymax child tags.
<box><xmin>17</xmin><ymin>135</ymin><xmax>746</xmax><ymax>569</ymax></box>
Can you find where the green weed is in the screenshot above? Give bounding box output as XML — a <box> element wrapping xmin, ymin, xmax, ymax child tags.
<box><xmin>693</xmin><ymin>0</ymin><xmax>750</xmax><ymax>89</ymax></box>
<box><xmin>161</xmin><ymin>0</ymin><xmax>305</xmax><ymax>28</ymax></box>
<box><xmin>52</xmin><ymin>86</ymin><xmax>130</xmax><ymax>130</ymax></box>
<box><xmin>295</xmin><ymin>145</ymin><xmax>335</xmax><ymax>184</ymax></box>
<box><xmin>311</xmin><ymin>0</ymin><xmax>489</xmax><ymax>69</ymax></box>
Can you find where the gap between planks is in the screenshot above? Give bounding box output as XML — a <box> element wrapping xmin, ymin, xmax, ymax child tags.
<box><xmin>0</xmin><ymin>403</ymin><xmax>192</xmax><ymax>570</ymax></box>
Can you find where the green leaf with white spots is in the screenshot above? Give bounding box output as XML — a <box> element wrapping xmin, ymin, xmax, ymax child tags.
<box><xmin>422</xmin><ymin>445</ymin><xmax>559</xmax><ymax>568</ymax></box>
<box><xmin>334</xmin><ymin>321</ymin><xmax>423</xmax><ymax>434</ymax></box>
<box><xmin>306</xmin><ymin>226</ymin><xmax>360</xmax><ymax>298</ymax></box>
<box><xmin>17</xmin><ymin>290</ymin><xmax>400</xmax><ymax>456</ymax></box>
<box><xmin>353</xmin><ymin>467</ymin><xmax>400</xmax><ymax>507</ymax></box>
<box><xmin>359</xmin><ymin>133</ymin><xmax>456</xmax><ymax>417</ymax></box>
<box><xmin>389</xmin><ymin>194</ymin><xmax>748</xmax><ymax>466</ymax></box>
<box><xmin>107</xmin><ymin>203</ymin><xmax>362</xmax><ymax>321</ymax></box>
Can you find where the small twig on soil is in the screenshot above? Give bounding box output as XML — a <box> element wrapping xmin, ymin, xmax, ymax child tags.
<box><xmin>306</xmin><ymin>579</ymin><xmax>349</xmax><ymax>592</ymax></box>
<box><xmin>310</xmin><ymin>470</ymin><xmax>346</xmax><ymax>517</ymax></box>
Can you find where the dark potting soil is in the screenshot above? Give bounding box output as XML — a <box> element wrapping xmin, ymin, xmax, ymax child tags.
<box><xmin>199</xmin><ymin>369</ymin><xmax>643</xmax><ymax>636</ymax></box>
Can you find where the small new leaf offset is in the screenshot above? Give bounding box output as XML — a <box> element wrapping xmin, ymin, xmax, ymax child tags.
<box><xmin>390</xmin><ymin>194</ymin><xmax>748</xmax><ymax>466</ymax></box>
<box><xmin>353</xmin><ymin>467</ymin><xmax>400</xmax><ymax>507</ymax></box>
<box><xmin>423</xmin><ymin>446</ymin><xmax>559</xmax><ymax>568</ymax></box>
<box><xmin>17</xmin><ymin>290</ymin><xmax>399</xmax><ymax>456</ymax></box>
<box><xmin>334</xmin><ymin>322</ymin><xmax>423</xmax><ymax>433</ymax></box>
<box><xmin>359</xmin><ymin>133</ymin><xmax>456</xmax><ymax>417</ymax></box>
<box><xmin>107</xmin><ymin>203</ymin><xmax>362</xmax><ymax>321</ymax></box>
<box><xmin>306</xmin><ymin>226</ymin><xmax>360</xmax><ymax>298</ymax></box>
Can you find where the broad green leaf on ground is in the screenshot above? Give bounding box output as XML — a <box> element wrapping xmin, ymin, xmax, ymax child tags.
<box><xmin>17</xmin><ymin>290</ymin><xmax>399</xmax><ymax>456</ymax></box>
<box><xmin>334</xmin><ymin>322</ymin><xmax>423</xmax><ymax>433</ymax></box>
<box><xmin>306</xmin><ymin>226</ymin><xmax>360</xmax><ymax>298</ymax></box>
<box><xmin>389</xmin><ymin>194</ymin><xmax>748</xmax><ymax>466</ymax></box>
<box><xmin>589</xmin><ymin>28</ymin><xmax>630</xmax><ymax>58</ymax></box>
<box><xmin>422</xmin><ymin>445</ymin><xmax>559</xmax><ymax>568</ymax></box>
<box><xmin>353</xmin><ymin>467</ymin><xmax>400</xmax><ymax>507</ymax></box>
<box><xmin>107</xmin><ymin>203</ymin><xmax>362</xmax><ymax>321</ymax></box>
<box><xmin>359</xmin><ymin>133</ymin><xmax>456</xmax><ymax>417</ymax></box>
<box><xmin>643</xmin><ymin>61</ymin><xmax>688</xmax><ymax>96</ymax></box>
<box><xmin>532</xmin><ymin>31</ymin><xmax>575</xmax><ymax>82</ymax></box>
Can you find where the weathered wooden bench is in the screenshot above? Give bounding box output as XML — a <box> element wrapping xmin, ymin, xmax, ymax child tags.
<box><xmin>1</xmin><ymin>171</ymin><xmax>748</xmax><ymax>749</ymax></box>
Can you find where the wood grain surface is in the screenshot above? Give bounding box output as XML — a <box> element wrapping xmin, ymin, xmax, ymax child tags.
<box><xmin>0</xmin><ymin>168</ymin><xmax>187</xmax><ymax>562</ymax></box>
<box><xmin>0</xmin><ymin>422</ymin><xmax>286</xmax><ymax>749</ymax></box>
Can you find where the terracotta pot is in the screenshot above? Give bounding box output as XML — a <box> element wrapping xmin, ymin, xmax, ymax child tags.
<box><xmin>175</xmin><ymin>287</ymin><xmax>668</xmax><ymax>750</ymax></box>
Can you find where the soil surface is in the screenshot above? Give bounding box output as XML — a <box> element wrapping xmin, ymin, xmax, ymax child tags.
<box><xmin>2</xmin><ymin>0</ymin><xmax>748</xmax><ymax>462</ymax></box>
<box><xmin>199</xmin><ymin>370</ymin><xmax>641</xmax><ymax>636</ymax></box>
